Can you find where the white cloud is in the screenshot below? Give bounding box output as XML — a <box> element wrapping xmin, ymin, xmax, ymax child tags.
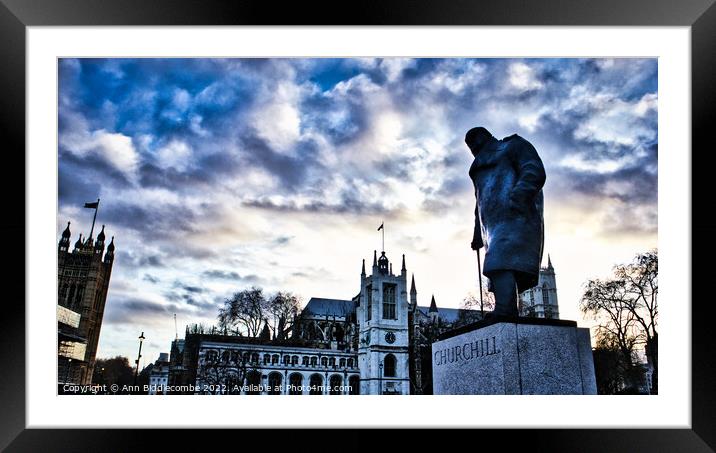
<box><xmin>573</xmin><ymin>92</ymin><xmax>657</xmax><ymax>146</ymax></box>
<box><xmin>251</xmin><ymin>81</ymin><xmax>304</xmax><ymax>155</ymax></box>
<box><xmin>508</xmin><ymin>62</ymin><xmax>544</xmax><ymax>92</ymax></box>
<box><xmin>156</xmin><ymin>140</ymin><xmax>193</xmax><ymax>172</ymax></box>
<box><xmin>61</xmin><ymin>119</ymin><xmax>139</xmax><ymax>178</ymax></box>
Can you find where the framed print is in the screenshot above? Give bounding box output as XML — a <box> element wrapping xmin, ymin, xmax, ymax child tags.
<box><xmin>3</xmin><ymin>0</ymin><xmax>714</xmax><ymax>450</ymax></box>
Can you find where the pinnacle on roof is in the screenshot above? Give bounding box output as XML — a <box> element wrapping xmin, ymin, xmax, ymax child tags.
<box><xmin>62</xmin><ymin>221</ymin><xmax>71</xmax><ymax>238</ymax></box>
<box><xmin>429</xmin><ymin>294</ymin><xmax>438</xmax><ymax>313</ymax></box>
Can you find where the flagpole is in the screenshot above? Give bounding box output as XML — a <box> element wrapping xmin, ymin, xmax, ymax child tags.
<box><xmin>88</xmin><ymin>198</ymin><xmax>100</xmax><ymax>240</ymax></box>
<box><xmin>382</xmin><ymin>220</ymin><xmax>385</xmax><ymax>252</ymax></box>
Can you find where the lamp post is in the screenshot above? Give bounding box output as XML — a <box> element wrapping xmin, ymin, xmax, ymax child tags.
<box><xmin>65</xmin><ymin>358</ymin><xmax>72</xmax><ymax>385</ymax></box>
<box><xmin>134</xmin><ymin>332</ymin><xmax>145</xmax><ymax>388</ymax></box>
<box><xmin>378</xmin><ymin>360</ymin><xmax>383</xmax><ymax>395</ymax></box>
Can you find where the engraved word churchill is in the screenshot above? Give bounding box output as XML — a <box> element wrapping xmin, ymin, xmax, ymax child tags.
<box><xmin>433</xmin><ymin>336</ymin><xmax>500</xmax><ymax>366</ymax></box>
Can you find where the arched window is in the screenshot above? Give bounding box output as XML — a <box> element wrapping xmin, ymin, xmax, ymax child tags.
<box><xmin>289</xmin><ymin>373</ymin><xmax>303</xmax><ymax>395</ymax></box>
<box><xmin>329</xmin><ymin>357</ymin><xmax>336</xmax><ymax>367</ymax></box>
<box><xmin>268</xmin><ymin>372</ymin><xmax>283</xmax><ymax>395</ymax></box>
<box><xmin>321</xmin><ymin>357</ymin><xmax>328</xmax><ymax>367</ymax></box>
<box><xmin>292</xmin><ymin>355</ymin><xmax>298</xmax><ymax>365</ymax></box>
<box><xmin>334</xmin><ymin>324</ymin><xmax>345</xmax><ymax>343</ymax></box>
<box><xmin>309</xmin><ymin>374</ymin><xmax>323</xmax><ymax>395</ymax></box>
<box><xmin>251</xmin><ymin>353</ymin><xmax>259</xmax><ymax>364</ymax></box>
<box><xmin>329</xmin><ymin>375</ymin><xmax>342</xmax><ymax>395</ymax></box>
<box><xmin>310</xmin><ymin>357</ymin><xmax>317</xmax><ymax>367</ymax></box>
<box><xmin>221</xmin><ymin>350</ymin><xmax>230</xmax><ymax>363</ymax></box>
<box><xmin>339</xmin><ymin>358</ymin><xmax>346</xmax><ymax>368</ymax></box>
<box><xmin>225</xmin><ymin>372</ymin><xmax>241</xmax><ymax>394</ymax></box>
<box><xmin>542</xmin><ymin>283</ymin><xmax>549</xmax><ymax>306</ymax></box>
<box><xmin>264</xmin><ymin>354</ymin><xmax>271</xmax><ymax>365</ymax></box>
<box><xmin>349</xmin><ymin>375</ymin><xmax>360</xmax><ymax>395</ymax></box>
<box><xmin>347</xmin><ymin>358</ymin><xmax>354</xmax><ymax>368</ymax></box>
<box><xmin>283</xmin><ymin>355</ymin><xmax>290</xmax><ymax>365</ymax></box>
<box><xmin>205</xmin><ymin>350</ymin><xmax>218</xmax><ymax>363</ymax></box>
<box><xmin>246</xmin><ymin>371</ymin><xmax>261</xmax><ymax>395</ymax></box>
<box><xmin>272</xmin><ymin>354</ymin><xmax>279</xmax><ymax>365</ymax></box>
<box><xmin>383</xmin><ymin>354</ymin><xmax>396</xmax><ymax>377</ymax></box>
<box><xmin>302</xmin><ymin>356</ymin><xmax>309</xmax><ymax>366</ymax></box>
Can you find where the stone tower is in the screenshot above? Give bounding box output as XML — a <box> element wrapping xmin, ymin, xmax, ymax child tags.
<box><xmin>58</xmin><ymin>221</ymin><xmax>115</xmax><ymax>384</ymax></box>
<box><xmin>519</xmin><ymin>254</ymin><xmax>560</xmax><ymax>319</ymax></box>
<box><xmin>357</xmin><ymin>250</ymin><xmax>410</xmax><ymax>395</ymax></box>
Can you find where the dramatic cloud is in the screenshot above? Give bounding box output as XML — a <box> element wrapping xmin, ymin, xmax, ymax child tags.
<box><xmin>58</xmin><ymin>58</ymin><xmax>657</xmax><ymax>362</ymax></box>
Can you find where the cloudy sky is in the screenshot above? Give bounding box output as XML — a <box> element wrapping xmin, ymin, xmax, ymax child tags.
<box><xmin>58</xmin><ymin>58</ymin><xmax>657</xmax><ymax>364</ymax></box>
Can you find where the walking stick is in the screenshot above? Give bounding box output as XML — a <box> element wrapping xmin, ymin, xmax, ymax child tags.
<box><xmin>475</xmin><ymin>249</ymin><xmax>484</xmax><ymax>312</ymax></box>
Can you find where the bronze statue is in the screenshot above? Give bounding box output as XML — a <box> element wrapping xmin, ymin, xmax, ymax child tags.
<box><xmin>466</xmin><ymin>127</ymin><xmax>545</xmax><ymax>317</ymax></box>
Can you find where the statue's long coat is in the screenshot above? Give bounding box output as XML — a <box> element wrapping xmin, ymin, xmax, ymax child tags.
<box><xmin>469</xmin><ymin>134</ymin><xmax>546</xmax><ymax>293</ymax></box>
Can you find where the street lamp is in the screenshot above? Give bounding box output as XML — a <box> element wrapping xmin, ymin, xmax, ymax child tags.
<box><xmin>378</xmin><ymin>360</ymin><xmax>383</xmax><ymax>395</ymax></box>
<box><xmin>134</xmin><ymin>331</ymin><xmax>145</xmax><ymax>387</ymax></box>
<box><xmin>65</xmin><ymin>358</ymin><xmax>72</xmax><ymax>385</ymax></box>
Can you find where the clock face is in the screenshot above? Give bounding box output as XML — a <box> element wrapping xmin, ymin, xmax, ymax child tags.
<box><xmin>385</xmin><ymin>332</ymin><xmax>396</xmax><ymax>344</ymax></box>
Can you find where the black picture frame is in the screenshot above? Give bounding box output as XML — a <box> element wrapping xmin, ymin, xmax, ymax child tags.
<box><xmin>2</xmin><ymin>0</ymin><xmax>713</xmax><ymax>450</ymax></box>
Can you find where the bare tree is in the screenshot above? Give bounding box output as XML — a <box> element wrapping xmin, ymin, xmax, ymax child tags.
<box><xmin>615</xmin><ymin>250</ymin><xmax>658</xmax><ymax>393</ymax></box>
<box><xmin>580</xmin><ymin>250</ymin><xmax>658</xmax><ymax>394</ymax></box>
<box><xmin>267</xmin><ymin>291</ymin><xmax>301</xmax><ymax>340</ymax></box>
<box><xmin>457</xmin><ymin>285</ymin><xmax>496</xmax><ymax>326</ymax></box>
<box><xmin>196</xmin><ymin>348</ymin><xmax>261</xmax><ymax>394</ymax></box>
<box><xmin>218</xmin><ymin>287</ymin><xmax>266</xmax><ymax>337</ymax></box>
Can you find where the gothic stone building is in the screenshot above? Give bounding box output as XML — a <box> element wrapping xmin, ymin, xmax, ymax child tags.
<box><xmin>167</xmin><ymin>250</ymin><xmax>559</xmax><ymax>395</ymax></box>
<box><xmin>519</xmin><ymin>255</ymin><xmax>560</xmax><ymax>319</ymax></box>
<box><xmin>57</xmin><ymin>222</ymin><xmax>115</xmax><ymax>385</ymax></box>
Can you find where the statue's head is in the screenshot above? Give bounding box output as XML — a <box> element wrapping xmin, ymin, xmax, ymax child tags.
<box><xmin>465</xmin><ymin>127</ymin><xmax>494</xmax><ymax>156</ymax></box>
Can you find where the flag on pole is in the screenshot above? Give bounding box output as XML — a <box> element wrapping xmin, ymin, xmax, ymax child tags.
<box><xmin>84</xmin><ymin>201</ymin><xmax>99</xmax><ymax>209</ymax></box>
<box><xmin>377</xmin><ymin>222</ymin><xmax>384</xmax><ymax>231</ymax></box>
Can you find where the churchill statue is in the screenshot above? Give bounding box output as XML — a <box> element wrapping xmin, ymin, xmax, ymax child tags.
<box><xmin>466</xmin><ymin>127</ymin><xmax>546</xmax><ymax>317</ymax></box>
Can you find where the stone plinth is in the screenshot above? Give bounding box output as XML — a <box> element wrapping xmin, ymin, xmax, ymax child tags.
<box><xmin>432</xmin><ymin>317</ymin><xmax>597</xmax><ymax>395</ymax></box>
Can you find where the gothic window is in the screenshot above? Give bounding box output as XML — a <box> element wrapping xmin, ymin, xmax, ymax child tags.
<box><xmin>329</xmin><ymin>375</ymin><xmax>342</xmax><ymax>395</ymax></box>
<box><xmin>246</xmin><ymin>371</ymin><xmax>261</xmax><ymax>395</ymax></box>
<box><xmin>366</xmin><ymin>285</ymin><xmax>372</xmax><ymax>321</ymax></box>
<box><xmin>383</xmin><ymin>284</ymin><xmax>396</xmax><ymax>319</ymax></box>
<box><xmin>75</xmin><ymin>285</ymin><xmax>85</xmax><ymax>307</ymax></box>
<box><xmin>289</xmin><ymin>373</ymin><xmax>303</xmax><ymax>395</ymax></box>
<box><xmin>349</xmin><ymin>375</ymin><xmax>360</xmax><ymax>395</ymax></box>
<box><xmin>309</xmin><ymin>374</ymin><xmax>323</xmax><ymax>395</ymax></box>
<box><xmin>268</xmin><ymin>372</ymin><xmax>283</xmax><ymax>395</ymax></box>
<box><xmin>384</xmin><ymin>354</ymin><xmax>396</xmax><ymax>377</ymax></box>
<box><xmin>542</xmin><ymin>283</ymin><xmax>549</xmax><ymax>306</ymax></box>
<box><xmin>334</xmin><ymin>324</ymin><xmax>345</xmax><ymax>343</ymax></box>
<box><xmin>67</xmin><ymin>285</ymin><xmax>76</xmax><ymax>309</ymax></box>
